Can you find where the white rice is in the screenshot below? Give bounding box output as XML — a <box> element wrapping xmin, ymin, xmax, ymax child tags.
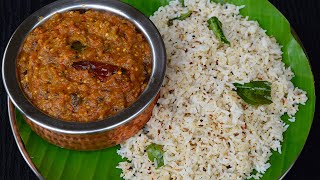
<box><xmin>117</xmin><ymin>0</ymin><xmax>307</xmax><ymax>179</ymax></box>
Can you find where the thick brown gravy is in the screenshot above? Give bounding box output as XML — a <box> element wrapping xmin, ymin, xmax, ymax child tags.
<box><xmin>17</xmin><ymin>10</ymin><xmax>152</xmax><ymax>122</ymax></box>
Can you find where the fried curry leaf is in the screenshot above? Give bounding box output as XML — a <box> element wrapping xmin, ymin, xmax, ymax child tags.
<box><xmin>233</xmin><ymin>81</ymin><xmax>273</xmax><ymax>105</ymax></box>
<box><xmin>168</xmin><ymin>10</ymin><xmax>192</xmax><ymax>26</ymax></box>
<box><xmin>207</xmin><ymin>16</ymin><xmax>230</xmax><ymax>44</ymax></box>
<box><xmin>71</xmin><ymin>41</ymin><xmax>86</xmax><ymax>52</ymax></box>
<box><xmin>146</xmin><ymin>143</ymin><xmax>164</xmax><ymax>168</ymax></box>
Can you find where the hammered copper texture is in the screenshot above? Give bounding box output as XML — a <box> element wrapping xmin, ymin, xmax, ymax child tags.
<box><xmin>24</xmin><ymin>95</ymin><xmax>158</xmax><ymax>150</ymax></box>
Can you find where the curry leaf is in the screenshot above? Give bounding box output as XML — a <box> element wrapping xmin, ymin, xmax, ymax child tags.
<box><xmin>168</xmin><ymin>10</ymin><xmax>192</xmax><ymax>26</ymax></box>
<box><xmin>207</xmin><ymin>16</ymin><xmax>230</xmax><ymax>44</ymax></box>
<box><xmin>233</xmin><ymin>81</ymin><xmax>273</xmax><ymax>105</ymax></box>
<box><xmin>146</xmin><ymin>143</ymin><xmax>164</xmax><ymax>168</ymax></box>
<box><xmin>71</xmin><ymin>41</ymin><xmax>86</xmax><ymax>52</ymax></box>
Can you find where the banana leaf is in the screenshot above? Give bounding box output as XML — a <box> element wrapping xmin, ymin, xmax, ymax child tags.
<box><xmin>15</xmin><ymin>0</ymin><xmax>315</xmax><ymax>179</ymax></box>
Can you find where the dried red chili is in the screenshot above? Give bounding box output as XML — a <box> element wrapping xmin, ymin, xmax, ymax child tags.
<box><xmin>72</xmin><ymin>61</ymin><xmax>126</xmax><ymax>81</ymax></box>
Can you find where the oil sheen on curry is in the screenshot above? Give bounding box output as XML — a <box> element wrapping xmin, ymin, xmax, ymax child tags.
<box><xmin>17</xmin><ymin>10</ymin><xmax>152</xmax><ymax>122</ymax></box>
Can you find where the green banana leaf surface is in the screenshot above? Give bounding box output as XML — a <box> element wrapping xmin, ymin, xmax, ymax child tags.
<box><xmin>15</xmin><ymin>0</ymin><xmax>315</xmax><ymax>179</ymax></box>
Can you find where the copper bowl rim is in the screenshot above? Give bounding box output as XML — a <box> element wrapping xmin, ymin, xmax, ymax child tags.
<box><xmin>2</xmin><ymin>0</ymin><xmax>166</xmax><ymax>135</ymax></box>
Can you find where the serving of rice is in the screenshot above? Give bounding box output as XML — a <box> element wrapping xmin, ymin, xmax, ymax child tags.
<box><xmin>117</xmin><ymin>0</ymin><xmax>307</xmax><ymax>179</ymax></box>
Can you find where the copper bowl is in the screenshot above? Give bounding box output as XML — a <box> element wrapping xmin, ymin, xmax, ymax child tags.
<box><xmin>2</xmin><ymin>0</ymin><xmax>166</xmax><ymax>150</ymax></box>
<box><xmin>23</xmin><ymin>94</ymin><xmax>159</xmax><ymax>150</ymax></box>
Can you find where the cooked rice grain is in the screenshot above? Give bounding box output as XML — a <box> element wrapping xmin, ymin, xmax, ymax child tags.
<box><xmin>117</xmin><ymin>0</ymin><xmax>307</xmax><ymax>179</ymax></box>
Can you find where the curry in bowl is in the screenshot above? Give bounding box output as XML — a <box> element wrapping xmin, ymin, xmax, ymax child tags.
<box><xmin>17</xmin><ymin>10</ymin><xmax>152</xmax><ymax>122</ymax></box>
